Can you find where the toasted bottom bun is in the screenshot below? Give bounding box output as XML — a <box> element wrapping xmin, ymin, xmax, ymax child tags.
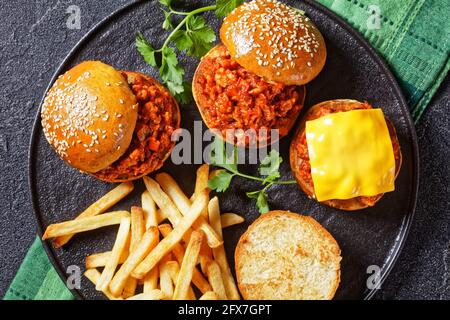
<box><xmin>235</xmin><ymin>211</ymin><xmax>341</xmax><ymax>300</ymax></box>
<box><xmin>91</xmin><ymin>71</ymin><xmax>180</xmax><ymax>182</ymax></box>
<box><xmin>192</xmin><ymin>44</ymin><xmax>305</xmax><ymax>147</ymax></box>
<box><xmin>289</xmin><ymin>99</ymin><xmax>403</xmax><ymax>211</ymax></box>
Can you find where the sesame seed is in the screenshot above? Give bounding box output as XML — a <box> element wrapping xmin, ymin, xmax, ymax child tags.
<box><xmin>226</xmin><ymin>0</ymin><xmax>320</xmax><ymax>69</ymax></box>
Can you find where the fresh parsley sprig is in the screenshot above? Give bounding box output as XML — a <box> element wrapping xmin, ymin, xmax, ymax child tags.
<box><xmin>136</xmin><ymin>0</ymin><xmax>243</xmax><ymax>104</ymax></box>
<box><xmin>208</xmin><ymin>137</ymin><xmax>297</xmax><ymax>213</ymax></box>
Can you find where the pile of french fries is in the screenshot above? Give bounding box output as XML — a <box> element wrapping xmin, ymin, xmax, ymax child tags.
<box><xmin>42</xmin><ymin>164</ymin><xmax>245</xmax><ymax>300</ymax></box>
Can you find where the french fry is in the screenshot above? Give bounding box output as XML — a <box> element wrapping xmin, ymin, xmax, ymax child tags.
<box><xmin>126</xmin><ymin>290</ymin><xmax>165</xmax><ymax>300</ymax></box>
<box><xmin>196</xmin><ymin>168</ymin><xmax>213</xmax><ymax>273</ymax></box>
<box><xmin>53</xmin><ymin>182</ymin><xmax>134</xmax><ymax>248</ymax></box>
<box><xmin>144</xmin><ymin>176</ymin><xmax>194</xmax><ymax>246</ymax></box>
<box><xmin>166</xmin><ymin>261</ymin><xmax>195</xmax><ymax>300</ymax></box>
<box><xmin>192</xmin><ymin>164</ymin><xmax>210</xmax><ymax>220</ymax></box>
<box><xmin>96</xmin><ymin>217</ymin><xmax>130</xmax><ymax>292</ymax></box>
<box><xmin>154</xmin><ymin>173</ymin><xmax>222</xmax><ymax>248</ymax></box>
<box><xmin>206</xmin><ymin>260</ymin><xmax>227</xmax><ymax>300</ymax></box>
<box><xmin>84</xmin><ymin>269</ymin><xmax>121</xmax><ymax>300</ymax></box>
<box><xmin>159</xmin><ymin>259</ymin><xmax>174</xmax><ymax>299</ymax></box>
<box><xmin>85</xmin><ymin>249</ymin><xmax>128</xmax><ymax>269</ymax></box>
<box><xmin>143</xmin><ymin>265</ymin><xmax>159</xmax><ymax>293</ymax></box>
<box><xmin>130</xmin><ymin>207</ymin><xmax>145</xmax><ymax>250</ymax></box>
<box><xmin>156</xmin><ymin>209</ymin><xmax>166</xmax><ymax>224</ymax></box>
<box><xmin>156</xmin><ymin>173</ymin><xmax>191</xmax><ymax>217</ymax></box>
<box><xmin>199</xmin><ymin>248</ymin><xmax>213</xmax><ymax>275</ymax></box>
<box><xmin>42</xmin><ymin>211</ymin><xmax>130</xmax><ymax>240</ymax></box>
<box><xmin>143</xmin><ymin>176</ymin><xmax>183</xmax><ymax>224</ymax></box>
<box><xmin>141</xmin><ymin>196</ymin><xmax>161</xmax><ymax>293</ymax></box>
<box><xmin>122</xmin><ymin>206</ymin><xmax>146</xmax><ymax>297</ymax></box>
<box><xmin>109</xmin><ymin>227</ymin><xmax>159</xmax><ymax>297</ymax></box>
<box><xmin>191</xmin><ymin>164</ymin><xmax>210</xmax><ymax>202</ymax></box>
<box><xmin>141</xmin><ymin>191</ymin><xmax>157</xmax><ymax>230</ymax></box>
<box><xmin>199</xmin><ymin>291</ymin><xmax>220</xmax><ymax>300</ymax></box>
<box><xmin>173</xmin><ymin>230</ymin><xmax>204</xmax><ymax>300</ymax></box>
<box><xmin>122</xmin><ymin>277</ymin><xmax>137</xmax><ymax>299</ymax></box>
<box><xmin>221</xmin><ymin>213</ymin><xmax>245</xmax><ymax>228</ymax></box>
<box><xmin>208</xmin><ymin>197</ymin><xmax>241</xmax><ymax>300</ymax></box>
<box><xmin>158</xmin><ymin>224</ymin><xmax>212</xmax><ymax>294</ymax></box>
<box><xmin>132</xmin><ymin>190</ymin><xmax>208</xmax><ymax>279</ymax></box>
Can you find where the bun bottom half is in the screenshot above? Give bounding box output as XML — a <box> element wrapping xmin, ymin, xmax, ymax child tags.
<box><xmin>92</xmin><ymin>71</ymin><xmax>180</xmax><ymax>182</ymax></box>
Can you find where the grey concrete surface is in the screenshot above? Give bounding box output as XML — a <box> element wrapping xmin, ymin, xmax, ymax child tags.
<box><xmin>0</xmin><ymin>0</ymin><xmax>448</xmax><ymax>299</ymax></box>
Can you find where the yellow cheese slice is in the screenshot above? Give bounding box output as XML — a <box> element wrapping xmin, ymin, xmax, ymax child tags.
<box><xmin>305</xmin><ymin>109</ymin><xmax>395</xmax><ymax>202</ymax></box>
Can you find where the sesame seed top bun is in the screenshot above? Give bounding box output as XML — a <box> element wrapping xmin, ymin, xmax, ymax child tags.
<box><xmin>220</xmin><ymin>0</ymin><xmax>326</xmax><ymax>85</ymax></box>
<box><xmin>41</xmin><ymin>61</ymin><xmax>138</xmax><ymax>173</ymax></box>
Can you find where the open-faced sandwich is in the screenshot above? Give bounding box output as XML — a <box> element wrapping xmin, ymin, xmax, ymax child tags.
<box><xmin>235</xmin><ymin>210</ymin><xmax>341</xmax><ymax>300</ymax></box>
<box><xmin>193</xmin><ymin>0</ymin><xmax>326</xmax><ymax>146</ymax></box>
<box><xmin>290</xmin><ymin>99</ymin><xmax>402</xmax><ymax>210</ymax></box>
<box><xmin>41</xmin><ymin>61</ymin><xmax>180</xmax><ymax>182</ymax></box>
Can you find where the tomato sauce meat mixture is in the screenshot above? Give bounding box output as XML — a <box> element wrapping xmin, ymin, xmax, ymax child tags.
<box><xmin>94</xmin><ymin>73</ymin><xmax>179</xmax><ymax>181</ymax></box>
<box><xmin>195</xmin><ymin>46</ymin><xmax>305</xmax><ymax>145</ymax></box>
<box><xmin>295</xmin><ymin>102</ymin><xmax>401</xmax><ymax>207</ymax></box>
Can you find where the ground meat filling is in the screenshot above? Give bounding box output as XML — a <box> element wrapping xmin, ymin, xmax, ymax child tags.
<box><xmin>95</xmin><ymin>74</ymin><xmax>177</xmax><ymax>181</ymax></box>
<box><xmin>295</xmin><ymin>103</ymin><xmax>401</xmax><ymax>206</ymax></box>
<box><xmin>197</xmin><ymin>49</ymin><xmax>304</xmax><ymax>143</ymax></box>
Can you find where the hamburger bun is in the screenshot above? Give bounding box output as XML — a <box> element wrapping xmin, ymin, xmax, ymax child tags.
<box><xmin>220</xmin><ymin>0</ymin><xmax>326</xmax><ymax>85</ymax></box>
<box><xmin>235</xmin><ymin>211</ymin><xmax>341</xmax><ymax>300</ymax></box>
<box><xmin>41</xmin><ymin>61</ymin><xmax>180</xmax><ymax>182</ymax></box>
<box><xmin>289</xmin><ymin>99</ymin><xmax>403</xmax><ymax>211</ymax></box>
<box><xmin>41</xmin><ymin>61</ymin><xmax>138</xmax><ymax>173</ymax></box>
<box><xmin>192</xmin><ymin>44</ymin><xmax>306</xmax><ymax>146</ymax></box>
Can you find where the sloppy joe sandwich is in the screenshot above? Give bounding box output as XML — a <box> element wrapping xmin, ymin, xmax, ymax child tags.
<box><xmin>235</xmin><ymin>211</ymin><xmax>341</xmax><ymax>300</ymax></box>
<box><xmin>290</xmin><ymin>99</ymin><xmax>402</xmax><ymax>210</ymax></box>
<box><xmin>41</xmin><ymin>61</ymin><xmax>180</xmax><ymax>182</ymax></box>
<box><xmin>193</xmin><ymin>0</ymin><xmax>326</xmax><ymax>146</ymax></box>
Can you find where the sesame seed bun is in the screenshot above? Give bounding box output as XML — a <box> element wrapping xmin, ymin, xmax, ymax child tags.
<box><xmin>235</xmin><ymin>211</ymin><xmax>341</xmax><ymax>300</ymax></box>
<box><xmin>41</xmin><ymin>61</ymin><xmax>138</xmax><ymax>173</ymax></box>
<box><xmin>220</xmin><ymin>0</ymin><xmax>326</xmax><ymax>86</ymax></box>
<box><xmin>41</xmin><ymin>61</ymin><xmax>180</xmax><ymax>182</ymax></box>
<box><xmin>289</xmin><ymin>100</ymin><xmax>402</xmax><ymax>211</ymax></box>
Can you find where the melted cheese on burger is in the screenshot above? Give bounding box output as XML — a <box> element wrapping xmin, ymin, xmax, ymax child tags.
<box><xmin>305</xmin><ymin>109</ymin><xmax>396</xmax><ymax>202</ymax></box>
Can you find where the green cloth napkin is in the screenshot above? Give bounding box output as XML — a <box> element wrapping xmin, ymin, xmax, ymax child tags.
<box><xmin>4</xmin><ymin>237</ymin><xmax>74</xmax><ymax>300</ymax></box>
<box><xmin>317</xmin><ymin>0</ymin><xmax>450</xmax><ymax>122</ymax></box>
<box><xmin>4</xmin><ymin>0</ymin><xmax>449</xmax><ymax>300</ymax></box>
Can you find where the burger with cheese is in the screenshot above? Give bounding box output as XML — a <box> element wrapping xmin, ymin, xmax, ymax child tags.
<box><xmin>290</xmin><ymin>99</ymin><xmax>402</xmax><ymax>210</ymax></box>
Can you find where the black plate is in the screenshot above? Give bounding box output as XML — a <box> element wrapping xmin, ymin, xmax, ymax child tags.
<box><xmin>29</xmin><ymin>0</ymin><xmax>419</xmax><ymax>300</ymax></box>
